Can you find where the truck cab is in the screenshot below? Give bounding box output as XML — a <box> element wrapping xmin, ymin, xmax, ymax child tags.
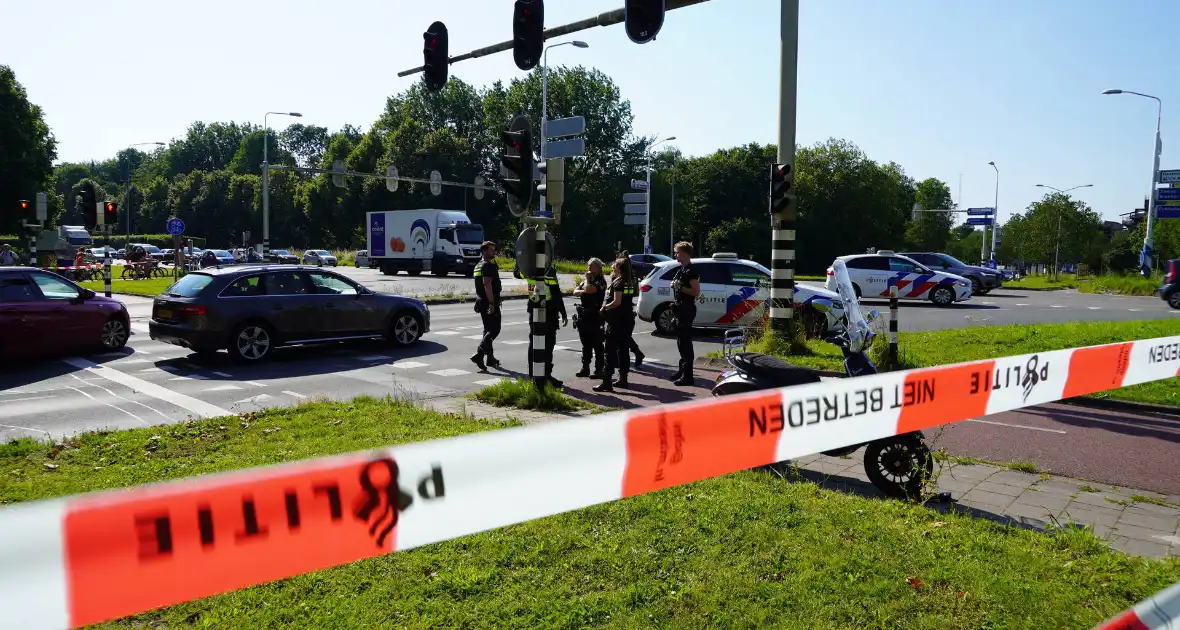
<box><xmin>433</xmin><ymin>211</ymin><xmax>485</xmax><ymax>276</ymax></box>
<box><xmin>52</xmin><ymin>225</ymin><xmax>93</xmax><ymax>266</ymax></box>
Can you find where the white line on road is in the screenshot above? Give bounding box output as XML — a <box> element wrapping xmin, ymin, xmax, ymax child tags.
<box><xmin>462</xmin><ymin>335</ymin><xmax>484</xmax><ymax>340</ymax></box>
<box><xmin>392</xmin><ymin>361</ymin><xmax>429</xmax><ymax>369</ymax></box>
<box><xmin>1050</xmin><ymin>305</ymin><xmax>1065</xmax><ymax>309</ymax></box>
<box><xmin>431</xmin><ymin>331</ymin><xmax>459</xmax><ymax>336</ymax></box>
<box><xmin>0</xmin><ymin>423</ymin><xmax>51</xmax><ymax>436</ymax></box>
<box><xmin>1</xmin><ymin>395</ymin><xmax>56</xmax><ymax>403</ymax></box>
<box><xmin>118</xmin><ymin>358</ymin><xmax>152</xmax><ymax>365</ymax></box>
<box><xmin>244</xmin><ymin>381</ymin><xmax>268</xmax><ymax>387</ymax></box>
<box><xmin>212</xmin><ymin>371</ymin><xmax>233</xmax><ymax>378</ymax></box>
<box><xmin>130</xmin><ymin>322</ymin><xmax>151</xmax><ymax>334</ymax></box>
<box><xmin>282</xmin><ymin>391</ymin><xmax>308</xmax><ymax>399</ymax></box>
<box><xmin>1154</xmin><ymin>535</ymin><xmax>1180</xmax><ymax>545</ymax></box>
<box><xmin>1127</xmin><ymin>308</ymin><xmax>1142</xmax><ymax>312</ymax></box>
<box><xmin>1087</xmin><ymin>307</ymin><xmax>1101</xmax><ymax>310</ymax></box>
<box><xmin>169</xmin><ymin>375</ymin><xmax>210</xmax><ymax>381</ymax></box>
<box><xmin>63</xmin><ymin>357</ymin><xmax>232</xmax><ymax>419</ymax></box>
<box><xmin>204</xmin><ymin>384</ymin><xmax>242</xmax><ymax>392</ymax></box>
<box><xmin>65</xmin><ymin>385</ymin><xmax>145</xmax><ymax>425</ymax></box>
<box><xmin>1016</xmin><ymin>303</ymin><xmax>1029</xmax><ymax>306</ymax></box>
<box><xmin>473</xmin><ymin>378</ymin><xmax>505</xmax><ymax>386</ymax></box>
<box><xmin>139</xmin><ymin>367</ymin><xmax>164</xmax><ymax>373</ymax></box>
<box><xmin>429</xmin><ymin>368</ymin><xmax>472</xmax><ymax>377</ymax></box>
<box><xmin>235</xmin><ymin>394</ymin><xmax>274</xmax><ymax>405</ymax></box>
<box><xmin>552</xmin><ymin>345</ymin><xmax>572</xmax><ymax>351</ymax></box>
<box><xmin>69</xmin><ymin>373</ymin><xmax>170</xmax><ymax>421</ymax></box>
<box><xmin>501</xmin><ymin>340</ymin><xmax>529</xmax><ymax>345</ymax></box>
<box><xmin>966</xmin><ymin>418</ymin><xmax>1067</xmax><ymax>434</ymax></box>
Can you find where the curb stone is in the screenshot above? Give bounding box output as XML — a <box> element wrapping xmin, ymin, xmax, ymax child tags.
<box><xmin>1063</xmin><ymin>396</ymin><xmax>1180</xmax><ymax>417</ymax></box>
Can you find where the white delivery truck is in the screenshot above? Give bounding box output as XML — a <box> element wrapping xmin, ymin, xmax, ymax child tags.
<box><xmin>366</xmin><ymin>210</ymin><xmax>486</xmax><ymax>277</ymax></box>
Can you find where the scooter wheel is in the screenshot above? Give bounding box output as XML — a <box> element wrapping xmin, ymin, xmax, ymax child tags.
<box><xmin>863</xmin><ymin>432</ymin><xmax>933</xmax><ymax>501</ymax></box>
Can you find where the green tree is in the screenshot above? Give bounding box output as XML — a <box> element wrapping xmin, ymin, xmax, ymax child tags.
<box><xmin>0</xmin><ymin>66</ymin><xmax>57</xmax><ymax>234</ymax></box>
<box><xmin>905</xmin><ymin>178</ymin><xmax>954</xmax><ymax>251</ymax></box>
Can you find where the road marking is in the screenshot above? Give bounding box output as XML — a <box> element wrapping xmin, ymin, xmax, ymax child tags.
<box><xmin>139</xmin><ymin>367</ymin><xmax>164</xmax><ymax>373</ymax></box>
<box><xmin>1087</xmin><ymin>306</ymin><xmax>1101</xmax><ymax>310</ymax></box>
<box><xmin>204</xmin><ymin>384</ymin><xmax>242</xmax><ymax>392</ymax></box>
<box><xmin>244</xmin><ymin>380</ymin><xmax>267</xmax><ymax>387</ymax></box>
<box><xmin>552</xmin><ymin>345</ymin><xmax>572</xmax><ymax>351</ymax></box>
<box><xmin>129</xmin><ymin>347</ymin><xmax>152</xmax><ymax>354</ymax></box>
<box><xmin>1049</xmin><ymin>305</ymin><xmax>1065</xmax><ymax>308</ymax></box>
<box><xmin>1154</xmin><ymin>535</ymin><xmax>1180</xmax><ymax>545</ymax></box>
<box><xmin>429</xmin><ymin>368</ymin><xmax>471</xmax><ymax>377</ymax></box>
<box><xmin>235</xmin><ymin>394</ymin><xmax>274</xmax><ymax>404</ymax></box>
<box><xmin>69</xmin><ymin>373</ymin><xmax>170</xmax><ymax>421</ymax></box>
<box><xmin>356</xmin><ymin>355</ymin><xmax>393</xmax><ymax>361</ymax></box>
<box><xmin>169</xmin><ymin>375</ymin><xmax>210</xmax><ymax>381</ymax></box>
<box><xmin>431</xmin><ymin>331</ymin><xmax>459</xmax><ymax>336</ymax></box>
<box><xmin>0</xmin><ymin>423</ymin><xmax>51</xmax><ymax>436</ymax></box>
<box><xmin>641</xmin><ymin>357</ymin><xmax>663</xmax><ymax>364</ymax></box>
<box><xmin>1016</xmin><ymin>303</ymin><xmax>1029</xmax><ymax>306</ymax></box>
<box><xmin>1127</xmin><ymin>308</ymin><xmax>1142</xmax><ymax>312</ymax></box>
<box><xmin>966</xmin><ymin>418</ymin><xmax>1066</xmax><ymax>434</ymax></box>
<box><xmin>501</xmin><ymin>340</ymin><xmax>529</xmax><ymax>345</ymax></box>
<box><xmin>473</xmin><ymin>378</ymin><xmax>506</xmax><ymax>386</ymax></box>
<box><xmin>118</xmin><ymin>358</ymin><xmax>152</xmax><ymax>365</ymax></box>
<box><xmin>462</xmin><ymin>335</ymin><xmax>485</xmax><ymax>340</ymax></box>
<box><xmin>980</xmin><ymin>301</ymin><xmax>995</xmax><ymax>305</ymax></box>
<box><xmin>129</xmin><ymin>322</ymin><xmax>151</xmax><ymax>334</ymax></box>
<box><xmin>65</xmin><ymin>385</ymin><xmax>145</xmax><ymax>425</ymax></box>
<box><xmin>392</xmin><ymin>361</ymin><xmax>429</xmax><ymax>369</ymax></box>
<box><xmin>63</xmin><ymin>357</ymin><xmax>232</xmax><ymax>419</ymax></box>
<box><xmin>282</xmin><ymin>390</ymin><xmax>308</xmax><ymax>399</ymax></box>
<box><xmin>1</xmin><ymin>395</ymin><xmax>56</xmax><ymax>404</ymax></box>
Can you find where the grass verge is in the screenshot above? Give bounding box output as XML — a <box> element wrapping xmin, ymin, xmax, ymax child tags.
<box><xmin>472</xmin><ymin>377</ymin><xmax>593</xmax><ymax>413</ymax></box>
<box><xmin>1003</xmin><ymin>274</ymin><xmax>1079</xmax><ymax>290</ymax></box>
<box><xmin>0</xmin><ymin>396</ymin><xmax>1176</xmax><ymax>629</ymax></box>
<box><xmin>79</xmin><ymin>275</ymin><xmax>176</xmax><ymax>297</ymax></box>
<box><xmin>714</xmin><ymin>319</ymin><xmax>1180</xmax><ymax>407</ymax></box>
<box><xmin>1079</xmin><ymin>274</ymin><xmax>1163</xmax><ymax>297</ymax></box>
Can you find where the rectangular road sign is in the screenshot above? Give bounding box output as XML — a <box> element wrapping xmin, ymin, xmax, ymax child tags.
<box><xmin>1158</xmin><ymin>169</ymin><xmax>1180</xmax><ymax>184</ymax></box>
<box><xmin>966</xmin><ymin>217</ymin><xmax>993</xmax><ymax>226</ymax></box>
<box><xmin>622</xmin><ymin>192</ymin><xmax>647</xmax><ymax>203</ymax></box>
<box><xmin>631</xmin><ymin>179</ymin><xmax>648</xmax><ymax>190</ymax></box>
<box><xmin>1157</xmin><ymin>187</ymin><xmax>1180</xmax><ymax>202</ymax></box>
<box><xmin>623</xmin><ymin>214</ymin><xmax>647</xmax><ymax>225</ymax></box>
<box><xmin>543</xmin><ymin>138</ymin><xmax>585</xmax><ymax>160</ymax></box>
<box><xmin>543</xmin><ymin>116</ymin><xmax>586</xmax><ymax>139</ymax></box>
<box><xmin>625</xmin><ymin>204</ymin><xmax>647</xmax><ymax>214</ymax></box>
<box><xmin>35</xmin><ymin>192</ymin><xmax>47</xmax><ymax>222</ymax></box>
<box><xmin>966</xmin><ymin>207</ymin><xmax>994</xmax><ymax>216</ymax></box>
<box><xmin>1158</xmin><ymin>206</ymin><xmax>1180</xmax><ymax>219</ymax></box>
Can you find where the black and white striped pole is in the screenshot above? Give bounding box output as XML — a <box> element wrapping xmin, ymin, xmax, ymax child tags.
<box><xmin>529</xmin><ymin>225</ymin><xmax>550</xmax><ymax>386</ymax></box>
<box><xmin>889</xmin><ymin>285</ymin><xmax>899</xmax><ymax>364</ymax></box>
<box><xmin>769</xmin><ymin>0</ymin><xmax>799</xmax><ymax>336</ymax></box>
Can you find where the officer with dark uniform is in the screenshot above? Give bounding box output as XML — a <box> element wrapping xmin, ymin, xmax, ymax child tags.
<box><xmin>669</xmin><ymin>241</ymin><xmax>701</xmax><ymax>385</ymax></box>
<box><xmin>594</xmin><ymin>253</ymin><xmax>637</xmax><ymax>393</ymax></box>
<box><xmin>526</xmin><ymin>266</ymin><xmax>567</xmax><ymax>387</ymax></box>
<box><xmin>573</xmin><ymin>257</ymin><xmax>607</xmax><ymax>378</ymax></box>
<box><xmin>470</xmin><ymin>241</ymin><xmax>503</xmax><ymax>371</ymax></box>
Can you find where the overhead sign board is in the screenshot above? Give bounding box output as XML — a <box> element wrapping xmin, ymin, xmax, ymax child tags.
<box><xmin>966</xmin><ymin>207</ymin><xmax>995</xmax><ymax>216</ymax></box>
<box><xmin>35</xmin><ymin>192</ymin><xmax>47</xmax><ymax>222</ymax></box>
<box><xmin>622</xmin><ymin>192</ymin><xmax>647</xmax><ymax>204</ymax></box>
<box><xmin>966</xmin><ymin>217</ymin><xmax>993</xmax><ymax>226</ymax></box>
<box><xmin>624</xmin><ymin>204</ymin><xmax>647</xmax><ymax>214</ymax></box>
<box><xmin>543</xmin><ymin>116</ymin><xmax>586</xmax><ymax>139</ymax></box>
<box><xmin>1157</xmin><ymin>187</ymin><xmax>1180</xmax><ymax>202</ymax></box>
<box><xmin>1158</xmin><ymin>169</ymin><xmax>1180</xmax><ymax>184</ymax></box>
<box><xmin>623</xmin><ymin>214</ymin><xmax>647</xmax><ymax>225</ymax></box>
<box><xmin>631</xmin><ymin>179</ymin><xmax>648</xmax><ymax>190</ymax></box>
<box><xmin>543</xmin><ymin>138</ymin><xmax>585</xmax><ymax>160</ymax></box>
<box><xmin>1157</xmin><ymin>206</ymin><xmax>1180</xmax><ymax>220</ymax></box>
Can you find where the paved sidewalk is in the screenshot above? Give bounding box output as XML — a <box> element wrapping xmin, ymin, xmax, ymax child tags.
<box><xmin>421</xmin><ymin>395</ymin><xmax>1180</xmax><ymax>559</ymax></box>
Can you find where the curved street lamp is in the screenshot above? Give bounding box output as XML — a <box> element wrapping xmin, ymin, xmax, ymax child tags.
<box><xmin>1103</xmin><ymin>89</ymin><xmax>1162</xmax><ymax>275</ymax></box>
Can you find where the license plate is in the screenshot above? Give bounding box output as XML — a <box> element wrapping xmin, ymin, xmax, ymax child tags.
<box><xmin>156</xmin><ymin>309</ymin><xmax>172</xmax><ymax>319</ymax></box>
<box><xmin>657</xmin><ymin>287</ymin><xmax>670</xmax><ymax>295</ymax></box>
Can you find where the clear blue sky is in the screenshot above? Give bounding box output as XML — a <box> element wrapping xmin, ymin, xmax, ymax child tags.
<box><xmin>2</xmin><ymin>0</ymin><xmax>1176</xmax><ymax>223</ymax></box>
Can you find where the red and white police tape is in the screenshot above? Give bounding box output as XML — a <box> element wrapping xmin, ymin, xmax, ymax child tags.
<box><xmin>1</xmin><ymin>335</ymin><xmax>1178</xmax><ymax>629</ymax></box>
<box><xmin>1093</xmin><ymin>580</ymin><xmax>1180</xmax><ymax>629</ymax></box>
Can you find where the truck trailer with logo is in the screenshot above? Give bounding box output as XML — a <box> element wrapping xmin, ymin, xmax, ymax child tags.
<box><xmin>366</xmin><ymin>210</ymin><xmax>486</xmax><ymax>277</ymax></box>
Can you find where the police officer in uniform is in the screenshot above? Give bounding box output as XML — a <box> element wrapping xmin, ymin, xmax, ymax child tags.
<box><xmin>573</xmin><ymin>258</ymin><xmax>607</xmax><ymax>378</ymax></box>
<box><xmin>594</xmin><ymin>253</ymin><xmax>637</xmax><ymax>393</ymax></box>
<box><xmin>470</xmin><ymin>241</ymin><xmax>503</xmax><ymax>371</ymax></box>
<box><xmin>669</xmin><ymin>241</ymin><xmax>701</xmax><ymax>385</ymax></box>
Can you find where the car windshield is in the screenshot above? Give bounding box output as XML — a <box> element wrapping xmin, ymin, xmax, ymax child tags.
<box><xmin>166</xmin><ymin>273</ymin><xmax>214</xmax><ymax>297</ymax></box>
<box><xmin>651</xmin><ymin>254</ymin><xmax>673</xmax><ymax>262</ymax></box>
<box><xmin>457</xmin><ymin>225</ymin><xmax>485</xmax><ymax>244</ymax></box>
<box><xmin>273</xmin><ymin>250</ymin><xmax>291</xmax><ymax>255</ymax></box>
<box><xmin>937</xmin><ymin>254</ymin><xmax>969</xmax><ymax>267</ymax></box>
<box><xmin>141</xmin><ymin>245</ymin><xmax>162</xmax><ymax>254</ymax></box>
<box><xmin>212</xmin><ymin>250</ymin><xmax>232</xmax><ymax>257</ymax></box>
<box><xmin>315</xmin><ymin>250</ymin><xmax>331</xmax><ymax>256</ymax></box>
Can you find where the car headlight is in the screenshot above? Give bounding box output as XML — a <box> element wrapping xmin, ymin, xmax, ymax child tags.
<box><xmin>956</xmin><ymin>280</ymin><xmax>970</xmax><ymax>287</ymax></box>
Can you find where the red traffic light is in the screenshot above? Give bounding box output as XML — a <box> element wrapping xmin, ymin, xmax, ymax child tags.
<box><xmin>105</xmin><ymin>202</ymin><xmax>115</xmax><ymax>212</ymax></box>
<box><xmin>19</xmin><ymin>200</ymin><xmax>30</xmax><ymax>210</ymax></box>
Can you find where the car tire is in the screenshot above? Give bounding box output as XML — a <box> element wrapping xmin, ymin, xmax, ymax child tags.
<box><xmin>99</xmin><ymin>317</ymin><xmax>129</xmax><ymax>350</ymax></box>
<box><xmin>968</xmin><ymin>277</ymin><xmax>982</xmax><ymax>294</ymax></box>
<box><xmin>653</xmin><ymin>304</ymin><xmax>677</xmax><ymax>335</ymax></box>
<box><xmin>975</xmin><ymin>288</ymin><xmax>991</xmax><ymax>295</ymax></box>
<box><xmin>387</xmin><ymin>312</ymin><xmax>423</xmax><ymax>346</ymax></box>
<box><xmin>930</xmin><ymin>286</ymin><xmax>954</xmax><ymax>306</ymax></box>
<box><xmin>851</xmin><ymin>283</ymin><xmax>863</xmax><ymax>299</ymax></box>
<box><xmin>1169</xmin><ymin>292</ymin><xmax>1180</xmax><ymax>309</ymax></box>
<box><xmin>432</xmin><ymin>269</ymin><xmax>447</xmax><ymax>277</ymax></box>
<box><xmin>407</xmin><ymin>269</ymin><xmax>422</xmax><ymax>277</ymax></box>
<box><xmin>230</xmin><ymin>321</ymin><xmax>275</xmax><ymax>363</ymax></box>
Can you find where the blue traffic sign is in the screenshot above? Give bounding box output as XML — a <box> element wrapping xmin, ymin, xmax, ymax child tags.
<box><xmin>1158</xmin><ymin>206</ymin><xmax>1180</xmax><ymax>220</ymax></box>
<box><xmin>166</xmin><ymin>217</ymin><xmax>185</xmax><ymax>235</ymax></box>
<box><xmin>966</xmin><ymin>217</ymin><xmax>993</xmax><ymax>226</ymax></box>
<box><xmin>966</xmin><ymin>207</ymin><xmax>995</xmax><ymax>216</ymax></box>
<box><xmin>1157</xmin><ymin>187</ymin><xmax>1180</xmax><ymax>202</ymax></box>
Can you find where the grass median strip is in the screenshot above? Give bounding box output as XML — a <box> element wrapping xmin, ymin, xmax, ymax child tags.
<box><xmin>79</xmin><ymin>275</ymin><xmax>176</xmax><ymax>298</ymax></box>
<box><xmin>0</xmin><ymin>395</ymin><xmax>1176</xmax><ymax>628</ymax></box>
<box><xmin>717</xmin><ymin>319</ymin><xmax>1180</xmax><ymax>407</ymax></box>
<box><xmin>472</xmin><ymin>377</ymin><xmax>594</xmax><ymax>412</ymax></box>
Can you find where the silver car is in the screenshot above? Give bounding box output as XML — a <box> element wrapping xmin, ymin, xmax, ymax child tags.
<box><xmin>302</xmin><ymin>249</ymin><xmax>337</xmax><ymax>266</ymax></box>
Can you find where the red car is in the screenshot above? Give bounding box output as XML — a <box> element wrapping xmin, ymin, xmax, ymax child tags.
<box><xmin>0</xmin><ymin>268</ymin><xmax>130</xmax><ymax>360</ymax></box>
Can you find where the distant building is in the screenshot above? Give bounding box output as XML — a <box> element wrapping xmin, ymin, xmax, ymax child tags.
<box><xmin>1102</xmin><ymin>221</ymin><xmax>1125</xmax><ymax>238</ymax></box>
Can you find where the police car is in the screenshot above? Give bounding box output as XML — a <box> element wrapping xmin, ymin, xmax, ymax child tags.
<box><xmin>637</xmin><ymin>253</ymin><xmax>846</xmax><ymax>336</ymax></box>
<box><xmin>826</xmin><ymin>251</ymin><xmax>972</xmax><ymax>306</ymax></box>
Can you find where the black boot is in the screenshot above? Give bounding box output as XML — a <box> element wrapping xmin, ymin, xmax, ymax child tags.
<box><xmin>576</xmin><ymin>363</ymin><xmax>591</xmax><ymax>378</ymax></box>
<box><xmin>470</xmin><ymin>352</ymin><xmax>487</xmax><ymax>372</ymax></box>
<box><xmin>674</xmin><ymin>370</ymin><xmax>694</xmax><ymax>387</ymax></box>
<box><xmin>613</xmin><ymin>373</ymin><xmax>629</xmax><ymax>388</ymax></box>
<box><xmin>633</xmin><ymin>349</ymin><xmax>645</xmax><ymax>368</ymax></box>
<box><xmin>486</xmin><ymin>356</ymin><xmax>502</xmax><ymax>370</ymax></box>
<box><xmin>593</xmin><ymin>375</ymin><xmax>614</xmax><ymax>392</ymax></box>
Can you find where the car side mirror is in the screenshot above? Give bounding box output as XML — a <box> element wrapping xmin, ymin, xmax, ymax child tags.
<box><xmin>810</xmin><ymin>298</ymin><xmax>834</xmax><ymax>314</ymax></box>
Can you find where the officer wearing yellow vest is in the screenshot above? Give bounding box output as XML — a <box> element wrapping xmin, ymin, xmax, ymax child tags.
<box><xmin>525</xmin><ymin>265</ymin><xmax>567</xmax><ymax>387</ymax></box>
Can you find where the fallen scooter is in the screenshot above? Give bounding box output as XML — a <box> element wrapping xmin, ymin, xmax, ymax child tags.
<box><xmin>711</xmin><ymin>262</ymin><xmax>934</xmax><ymax>500</ymax></box>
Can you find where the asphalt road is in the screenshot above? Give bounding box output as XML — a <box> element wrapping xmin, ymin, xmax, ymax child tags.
<box><xmin>2</xmin><ymin>275</ymin><xmax>1177</xmax><ymax>495</ymax></box>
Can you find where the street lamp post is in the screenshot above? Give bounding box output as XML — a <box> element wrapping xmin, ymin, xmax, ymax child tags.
<box><xmin>123</xmin><ymin>142</ymin><xmax>165</xmax><ymax>246</ymax></box>
<box><xmin>1036</xmin><ymin>183</ymin><xmax>1093</xmax><ymax>281</ymax></box>
<box><xmin>262</xmin><ymin>111</ymin><xmax>302</xmax><ymax>258</ymax></box>
<box><xmin>669</xmin><ymin>156</ymin><xmax>677</xmax><ymax>254</ymax></box>
<box><xmin>987</xmin><ymin>161</ymin><xmax>999</xmax><ymax>265</ymax></box>
<box><xmin>540</xmin><ymin>40</ymin><xmax>588</xmax><ymax>215</ymax></box>
<box><xmin>645</xmin><ymin>136</ymin><xmax>676</xmax><ymax>254</ymax></box>
<box><xmin>1103</xmin><ymin>89</ymin><xmax>1163</xmax><ymax>276</ymax></box>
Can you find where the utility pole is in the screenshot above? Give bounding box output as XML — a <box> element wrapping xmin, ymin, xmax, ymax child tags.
<box><xmin>770</xmin><ymin>0</ymin><xmax>799</xmax><ymax>335</ymax></box>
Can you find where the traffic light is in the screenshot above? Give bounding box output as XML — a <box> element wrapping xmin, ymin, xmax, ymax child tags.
<box><xmin>104</xmin><ymin>201</ymin><xmax>118</xmax><ymax>227</ymax></box>
<box><xmin>769</xmin><ymin>162</ymin><xmax>794</xmax><ymax>215</ymax></box>
<box><xmin>422</xmin><ymin>21</ymin><xmax>449</xmax><ymax>92</ymax></box>
<box><xmin>500</xmin><ymin>114</ymin><xmax>534</xmax><ymax>217</ymax></box>
<box><xmin>512</xmin><ymin>0</ymin><xmax>544</xmax><ymax>71</ymax></box>
<box><xmin>624</xmin><ymin>0</ymin><xmax>666</xmax><ymax>44</ymax></box>
<box><xmin>536</xmin><ymin>158</ymin><xmax>565</xmax><ymax>218</ymax></box>
<box><xmin>18</xmin><ymin>200</ymin><xmax>30</xmax><ymax>216</ymax></box>
<box><xmin>78</xmin><ymin>182</ymin><xmax>98</xmax><ymax>230</ymax></box>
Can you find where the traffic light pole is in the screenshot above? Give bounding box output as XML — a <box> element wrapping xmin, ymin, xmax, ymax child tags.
<box><xmin>529</xmin><ymin>221</ymin><xmax>550</xmax><ymax>387</ymax></box>
<box><xmin>770</xmin><ymin>0</ymin><xmax>800</xmax><ymax>336</ymax></box>
<box><xmin>103</xmin><ymin>227</ymin><xmax>112</xmax><ymax>298</ymax></box>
